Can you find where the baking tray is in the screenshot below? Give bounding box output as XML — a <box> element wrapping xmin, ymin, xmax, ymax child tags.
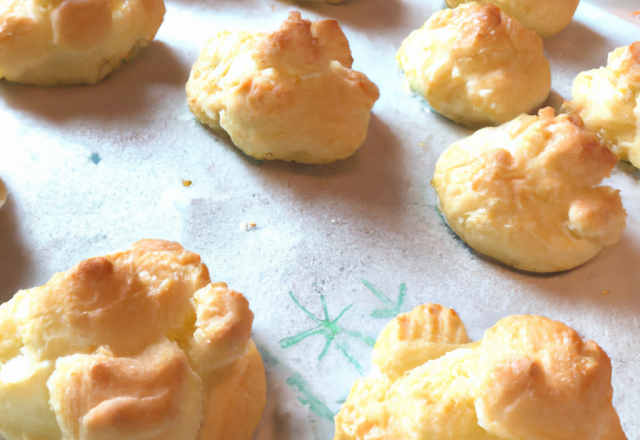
<box><xmin>0</xmin><ymin>0</ymin><xmax>638</xmax><ymax>438</ymax></box>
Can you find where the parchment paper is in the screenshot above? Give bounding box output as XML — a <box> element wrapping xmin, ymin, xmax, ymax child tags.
<box><xmin>0</xmin><ymin>0</ymin><xmax>638</xmax><ymax>438</ymax></box>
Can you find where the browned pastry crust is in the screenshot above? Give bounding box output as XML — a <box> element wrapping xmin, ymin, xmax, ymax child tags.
<box><xmin>0</xmin><ymin>0</ymin><xmax>165</xmax><ymax>84</ymax></box>
<box><xmin>569</xmin><ymin>42</ymin><xmax>640</xmax><ymax>168</ymax></box>
<box><xmin>396</xmin><ymin>3</ymin><xmax>550</xmax><ymax>127</ymax></box>
<box><xmin>334</xmin><ymin>304</ymin><xmax>628</xmax><ymax>440</ymax></box>
<box><xmin>186</xmin><ymin>12</ymin><xmax>380</xmax><ymax>164</ymax></box>
<box><xmin>432</xmin><ymin>108</ymin><xmax>626</xmax><ymax>272</ymax></box>
<box><xmin>445</xmin><ymin>0</ymin><xmax>580</xmax><ymax>38</ymax></box>
<box><xmin>0</xmin><ymin>239</ymin><xmax>266</xmax><ymax>440</ymax></box>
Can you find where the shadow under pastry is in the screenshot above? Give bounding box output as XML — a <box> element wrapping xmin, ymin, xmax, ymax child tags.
<box><xmin>287</xmin><ymin>0</ymin><xmax>408</xmax><ymax>32</ymax></box>
<box><xmin>252</xmin><ymin>114</ymin><xmax>407</xmax><ymax>212</ymax></box>
<box><xmin>0</xmin><ymin>41</ymin><xmax>190</xmax><ymax>123</ymax></box>
<box><xmin>0</xmin><ymin>196</ymin><xmax>35</xmax><ymax>303</ymax></box>
<box><xmin>544</xmin><ymin>20</ymin><xmax>610</xmax><ymax>73</ymax></box>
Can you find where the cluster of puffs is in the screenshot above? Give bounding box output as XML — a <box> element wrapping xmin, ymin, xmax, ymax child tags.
<box><xmin>0</xmin><ymin>0</ymin><xmax>636</xmax><ymax>439</ymax></box>
<box><xmin>335</xmin><ymin>303</ymin><xmax>627</xmax><ymax>440</ymax></box>
<box><xmin>0</xmin><ymin>242</ymin><xmax>630</xmax><ymax>440</ymax></box>
<box><xmin>395</xmin><ymin>1</ymin><xmax>636</xmax><ymax>273</ymax></box>
<box><xmin>2</xmin><ymin>0</ymin><xmax>633</xmax><ymax>272</ymax></box>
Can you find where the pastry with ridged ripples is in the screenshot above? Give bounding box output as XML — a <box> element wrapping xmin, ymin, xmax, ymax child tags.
<box><xmin>187</xmin><ymin>12</ymin><xmax>380</xmax><ymax>164</ymax></box>
<box><xmin>432</xmin><ymin>107</ymin><xmax>626</xmax><ymax>272</ymax></box>
<box><xmin>568</xmin><ymin>42</ymin><xmax>640</xmax><ymax>169</ymax></box>
<box><xmin>445</xmin><ymin>0</ymin><xmax>580</xmax><ymax>38</ymax></box>
<box><xmin>334</xmin><ymin>303</ymin><xmax>628</xmax><ymax>440</ymax></box>
<box><xmin>0</xmin><ymin>0</ymin><xmax>165</xmax><ymax>84</ymax></box>
<box><xmin>396</xmin><ymin>3</ymin><xmax>550</xmax><ymax>128</ymax></box>
<box><xmin>0</xmin><ymin>239</ymin><xmax>266</xmax><ymax>440</ymax></box>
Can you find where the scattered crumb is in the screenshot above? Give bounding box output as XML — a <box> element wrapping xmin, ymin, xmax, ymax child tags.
<box><xmin>182</xmin><ymin>180</ymin><xmax>192</xmax><ymax>187</ymax></box>
<box><xmin>419</xmin><ymin>142</ymin><xmax>426</xmax><ymax>147</ymax></box>
<box><xmin>270</xmin><ymin>4</ymin><xmax>274</xmax><ymax>10</ymax></box>
<box><xmin>632</xmin><ymin>10</ymin><xmax>640</xmax><ymax>17</ymax></box>
<box><xmin>601</xmin><ymin>290</ymin><xmax>610</xmax><ymax>296</ymax></box>
<box><xmin>240</xmin><ymin>221</ymin><xmax>257</xmax><ymax>231</ymax></box>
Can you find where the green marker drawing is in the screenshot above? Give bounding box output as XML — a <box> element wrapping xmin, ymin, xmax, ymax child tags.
<box><xmin>279</xmin><ymin>291</ymin><xmax>376</xmax><ymax>374</ymax></box>
<box><xmin>286</xmin><ymin>373</ymin><xmax>335</xmax><ymax>421</ymax></box>
<box><xmin>362</xmin><ymin>279</ymin><xmax>406</xmax><ymax>319</ymax></box>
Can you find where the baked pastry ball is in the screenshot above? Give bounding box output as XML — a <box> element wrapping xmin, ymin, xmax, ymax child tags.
<box><xmin>0</xmin><ymin>0</ymin><xmax>165</xmax><ymax>85</ymax></box>
<box><xmin>569</xmin><ymin>42</ymin><xmax>640</xmax><ymax>168</ymax></box>
<box><xmin>432</xmin><ymin>107</ymin><xmax>626</xmax><ymax>273</ymax></box>
<box><xmin>445</xmin><ymin>0</ymin><xmax>580</xmax><ymax>38</ymax></box>
<box><xmin>396</xmin><ymin>3</ymin><xmax>551</xmax><ymax>128</ymax></box>
<box><xmin>186</xmin><ymin>12</ymin><xmax>380</xmax><ymax>164</ymax></box>
<box><xmin>0</xmin><ymin>239</ymin><xmax>266</xmax><ymax>440</ymax></box>
<box><xmin>334</xmin><ymin>303</ymin><xmax>628</xmax><ymax>440</ymax></box>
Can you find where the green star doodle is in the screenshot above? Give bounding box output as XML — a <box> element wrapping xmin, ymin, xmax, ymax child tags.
<box><xmin>286</xmin><ymin>374</ymin><xmax>335</xmax><ymax>421</ymax></box>
<box><xmin>362</xmin><ymin>279</ymin><xmax>406</xmax><ymax>319</ymax></box>
<box><xmin>279</xmin><ymin>291</ymin><xmax>376</xmax><ymax>374</ymax></box>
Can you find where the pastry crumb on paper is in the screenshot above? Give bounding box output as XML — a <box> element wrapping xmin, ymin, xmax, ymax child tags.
<box><xmin>240</xmin><ymin>221</ymin><xmax>257</xmax><ymax>231</ymax></box>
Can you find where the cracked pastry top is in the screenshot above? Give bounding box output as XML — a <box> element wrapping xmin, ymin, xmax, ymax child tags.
<box><xmin>431</xmin><ymin>107</ymin><xmax>626</xmax><ymax>273</ymax></box>
<box><xmin>396</xmin><ymin>3</ymin><xmax>550</xmax><ymax>128</ymax></box>
<box><xmin>445</xmin><ymin>0</ymin><xmax>580</xmax><ymax>38</ymax></box>
<box><xmin>0</xmin><ymin>239</ymin><xmax>266</xmax><ymax>440</ymax></box>
<box><xmin>334</xmin><ymin>303</ymin><xmax>628</xmax><ymax>440</ymax></box>
<box><xmin>186</xmin><ymin>11</ymin><xmax>380</xmax><ymax>164</ymax></box>
<box><xmin>0</xmin><ymin>0</ymin><xmax>165</xmax><ymax>85</ymax></box>
<box><xmin>569</xmin><ymin>42</ymin><xmax>640</xmax><ymax>169</ymax></box>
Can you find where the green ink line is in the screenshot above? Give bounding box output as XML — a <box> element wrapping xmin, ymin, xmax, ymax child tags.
<box><xmin>288</xmin><ymin>291</ymin><xmax>322</xmax><ymax>323</ymax></box>
<box><xmin>286</xmin><ymin>374</ymin><xmax>335</xmax><ymax>421</ymax></box>
<box><xmin>332</xmin><ymin>303</ymin><xmax>354</xmax><ymax>324</ymax></box>
<box><xmin>397</xmin><ymin>283</ymin><xmax>406</xmax><ymax>308</ymax></box>
<box><xmin>335</xmin><ymin>341</ymin><xmax>363</xmax><ymax>374</ymax></box>
<box><xmin>279</xmin><ymin>291</ymin><xmax>375</xmax><ymax>374</ymax></box>
<box><xmin>364</xmin><ymin>280</ymin><xmax>407</xmax><ymax>319</ymax></box>
<box><xmin>361</xmin><ymin>278</ymin><xmax>395</xmax><ymax>308</ymax></box>
<box><xmin>279</xmin><ymin>326</ymin><xmax>326</xmax><ymax>348</ymax></box>
<box><xmin>321</xmin><ymin>295</ymin><xmax>330</xmax><ymax>320</ymax></box>
<box><xmin>318</xmin><ymin>336</ymin><xmax>333</xmax><ymax>360</ymax></box>
<box><xmin>342</xmin><ymin>329</ymin><xmax>376</xmax><ymax>347</ymax></box>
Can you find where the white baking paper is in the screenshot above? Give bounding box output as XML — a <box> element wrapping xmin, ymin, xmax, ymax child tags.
<box><xmin>0</xmin><ymin>0</ymin><xmax>638</xmax><ymax>438</ymax></box>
